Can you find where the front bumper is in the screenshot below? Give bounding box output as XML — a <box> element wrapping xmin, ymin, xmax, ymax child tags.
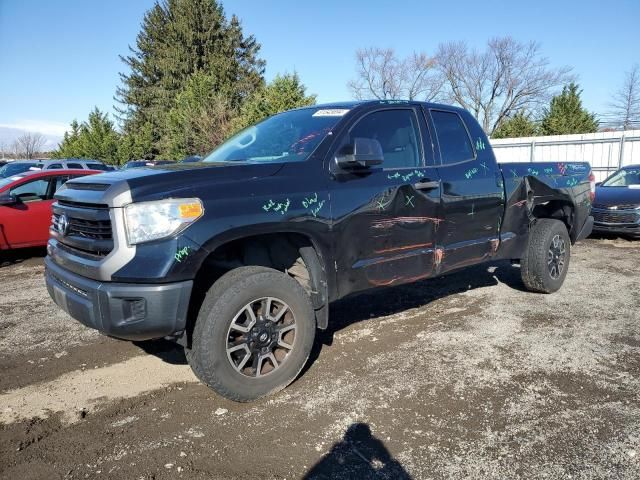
<box><xmin>592</xmin><ymin>208</ymin><xmax>640</xmax><ymax>237</ymax></box>
<box><xmin>45</xmin><ymin>256</ymin><xmax>192</xmax><ymax>341</ymax></box>
<box><xmin>592</xmin><ymin>223</ymin><xmax>640</xmax><ymax>237</ymax></box>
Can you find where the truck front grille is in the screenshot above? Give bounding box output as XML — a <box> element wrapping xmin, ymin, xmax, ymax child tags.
<box><xmin>53</xmin><ymin>214</ymin><xmax>112</xmax><ymax>240</ymax></box>
<box><xmin>51</xmin><ymin>201</ymin><xmax>114</xmax><ymax>257</ymax></box>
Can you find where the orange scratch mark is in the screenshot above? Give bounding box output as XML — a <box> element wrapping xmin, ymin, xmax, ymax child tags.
<box><xmin>374</xmin><ymin>242</ymin><xmax>433</xmax><ymax>254</ymax></box>
<box><xmin>368</xmin><ymin>277</ymin><xmax>402</xmax><ymax>287</ymax></box>
<box><xmin>434</xmin><ymin>248</ymin><xmax>444</xmax><ymax>265</ymax></box>
<box><xmin>371</xmin><ymin>217</ymin><xmax>444</xmax><ymax>230</ymax></box>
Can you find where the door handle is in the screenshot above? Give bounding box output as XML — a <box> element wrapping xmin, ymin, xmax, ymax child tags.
<box><xmin>414</xmin><ymin>179</ymin><xmax>440</xmax><ymax>190</ymax></box>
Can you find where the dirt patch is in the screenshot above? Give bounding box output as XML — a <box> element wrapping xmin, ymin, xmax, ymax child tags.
<box><xmin>1</xmin><ymin>354</ymin><xmax>198</xmax><ymax>425</ymax></box>
<box><xmin>0</xmin><ymin>337</ymin><xmax>185</xmax><ymax>393</ymax></box>
<box><xmin>0</xmin><ymin>239</ymin><xmax>639</xmax><ymax>479</ymax></box>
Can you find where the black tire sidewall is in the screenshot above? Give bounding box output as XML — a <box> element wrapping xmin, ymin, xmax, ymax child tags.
<box><xmin>533</xmin><ymin>220</ymin><xmax>571</xmax><ymax>293</ymax></box>
<box><xmin>193</xmin><ymin>269</ymin><xmax>315</xmax><ymax>400</ymax></box>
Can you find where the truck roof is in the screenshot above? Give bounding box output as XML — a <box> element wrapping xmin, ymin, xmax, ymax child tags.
<box><xmin>294</xmin><ymin>99</ymin><xmax>469</xmax><ymax>114</ymax></box>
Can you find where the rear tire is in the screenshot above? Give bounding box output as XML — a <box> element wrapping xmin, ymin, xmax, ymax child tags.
<box><xmin>187</xmin><ymin>266</ymin><xmax>315</xmax><ymax>402</ymax></box>
<box><xmin>521</xmin><ymin>218</ymin><xmax>571</xmax><ymax>293</ymax></box>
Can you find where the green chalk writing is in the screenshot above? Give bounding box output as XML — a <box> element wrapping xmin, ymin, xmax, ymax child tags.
<box><xmin>175</xmin><ymin>246</ymin><xmax>190</xmax><ymax>263</ymax></box>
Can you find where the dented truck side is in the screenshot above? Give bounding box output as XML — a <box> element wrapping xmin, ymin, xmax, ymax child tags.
<box><xmin>45</xmin><ymin>101</ymin><xmax>594</xmax><ymax>401</ymax></box>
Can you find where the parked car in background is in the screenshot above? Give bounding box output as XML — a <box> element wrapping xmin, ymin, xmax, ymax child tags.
<box><xmin>122</xmin><ymin>160</ymin><xmax>175</xmax><ymax>169</ymax></box>
<box><xmin>0</xmin><ymin>159</ymin><xmax>113</xmax><ymax>178</ymax></box>
<box><xmin>0</xmin><ymin>169</ymin><xmax>101</xmax><ymax>250</ymax></box>
<box><xmin>592</xmin><ymin>164</ymin><xmax>640</xmax><ymax>238</ymax></box>
<box><xmin>35</xmin><ymin>159</ymin><xmax>114</xmax><ymax>171</ymax></box>
<box><xmin>0</xmin><ymin>160</ymin><xmax>40</xmax><ymax>178</ymax></box>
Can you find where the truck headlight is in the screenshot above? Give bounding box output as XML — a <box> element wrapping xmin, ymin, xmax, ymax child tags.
<box><xmin>124</xmin><ymin>198</ymin><xmax>203</xmax><ymax>245</ymax></box>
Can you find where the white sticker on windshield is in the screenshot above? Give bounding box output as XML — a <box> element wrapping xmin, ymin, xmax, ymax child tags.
<box><xmin>312</xmin><ymin>109</ymin><xmax>349</xmax><ymax>117</ymax></box>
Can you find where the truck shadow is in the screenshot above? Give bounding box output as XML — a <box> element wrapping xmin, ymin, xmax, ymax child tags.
<box><xmin>134</xmin><ymin>260</ymin><xmax>525</xmax><ymax>369</ymax></box>
<box><xmin>0</xmin><ymin>247</ymin><xmax>47</xmax><ymax>268</ymax></box>
<box><xmin>133</xmin><ymin>338</ymin><xmax>188</xmax><ymax>365</ymax></box>
<box><xmin>303</xmin><ymin>422</ymin><xmax>412</xmax><ymax>479</ymax></box>
<box><xmin>304</xmin><ymin>260</ymin><xmax>525</xmax><ymax>375</ymax></box>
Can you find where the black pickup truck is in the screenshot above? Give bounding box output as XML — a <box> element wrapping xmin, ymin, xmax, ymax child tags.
<box><xmin>45</xmin><ymin>101</ymin><xmax>594</xmax><ymax>401</ymax></box>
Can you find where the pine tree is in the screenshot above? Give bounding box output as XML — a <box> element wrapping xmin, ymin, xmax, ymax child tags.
<box><xmin>492</xmin><ymin>111</ymin><xmax>539</xmax><ymax>138</ymax></box>
<box><xmin>164</xmin><ymin>72</ymin><xmax>233</xmax><ymax>158</ymax></box>
<box><xmin>234</xmin><ymin>73</ymin><xmax>317</xmax><ymax>131</ymax></box>
<box><xmin>54</xmin><ymin>108</ymin><xmax>120</xmax><ymax>164</ymax></box>
<box><xmin>52</xmin><ymin>120</ymin><xmax>83</xmax><ymax>158</ymax></box>
<box><xmin>117</xmin><ymin>122</ymin><xmax>156</xmax><ymax>162</ymax></box>
<box><xmin>540</xmin><ymin>83</ymin><xmax>598</xmax><ymax>135</ymax></box>
<box><xmin>115</xmin><ymin>0</ymin><xmax>265</xmax><ymax>158</ymax></box>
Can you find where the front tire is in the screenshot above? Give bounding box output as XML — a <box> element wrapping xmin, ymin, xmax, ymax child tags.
<box><xmin>521</xmin><ymin>218</ymin><xmax>571</xmax><ymax>293</ymax></box>
<box><xmin>187</xmin><ymin>266</ymin><xmax>315</xmax><ymax>402</ymax></box>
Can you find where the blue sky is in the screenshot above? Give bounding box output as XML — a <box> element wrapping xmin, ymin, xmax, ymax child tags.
<box><xmin>1</xmin><ymin>0</ymin><xmax>638</xmax><ymax>141</ymax></box>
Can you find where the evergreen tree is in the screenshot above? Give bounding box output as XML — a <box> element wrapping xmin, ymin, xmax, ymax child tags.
<box><xmin>54</xmin><ymin>108</ymin><xmax>120</xmax><ymax>164</ymax></box>
<box><xmin>115</xmin><ymin>0</ymin><xmax>265</xmax><ymax>158</ymax></box>
<box><xmin>52</xmin><ymin>120</ymin><xmax>83</xmax><ymax>158</ymax></box>
<box><xmin>492</xmin><ymin>111</ymin><xmax>539</xmax><ymax>139</ymax></box>
<box><xmin>540</xmin><ymin>83</ymin><xmax>598</xmax><ymax>135</ymax></box>
<box><xmin>117</xmin><ymin>122</ymin><xmax>156</xmax><ymax>162</ymax></box>
<box><xmin>164</xmin><ymin>71</ymin><xmax>233</xmax><ymax>158</ymax></box>
<box><xmin>234</xmin><ymin>73</ymin><xmax>317</xmax><ymax>131</ymax></box>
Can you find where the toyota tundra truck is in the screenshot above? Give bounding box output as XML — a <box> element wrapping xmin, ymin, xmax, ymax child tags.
<box><xmin>45</xmin><ymin>101</ymin><xmax>595</xmax><ymax>401</ymax></box>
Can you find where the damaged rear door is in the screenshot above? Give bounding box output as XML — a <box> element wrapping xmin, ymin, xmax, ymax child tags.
<box><xmin>427</xmin><ymin>108</ymin><xmax>505</xmax><ymax>271</ymax></box>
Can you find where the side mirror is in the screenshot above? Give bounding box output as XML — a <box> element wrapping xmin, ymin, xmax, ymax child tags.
<box><xmin>336</xmin><ymin>137</ymin><xmax>384</xmax><ymax>169</ymax></box>
<box><xmin>0</xmin><ymin>193</ymin><xmax>17</xmax><ymax>206</ymax></box>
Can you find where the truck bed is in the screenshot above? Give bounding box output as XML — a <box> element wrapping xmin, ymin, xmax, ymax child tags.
<box><xmin>497</xmin><ymin>161</ymin><xmax>593</xmax><ymax>259</ymax></box>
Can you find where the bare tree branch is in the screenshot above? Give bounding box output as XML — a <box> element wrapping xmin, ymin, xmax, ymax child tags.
<box><xmin>348</xmin><ymin>47</ymin><xmax>442</xmax><ymax>101</ymax></box>
<box><xmin>436</xmin><ymin>37</ymin><xmax>573</xmax><ymax>134</ymax></box>
<box><xmin>608</xmin><ymin>64</ymin><xmax>640</xmax><ymax>130</ymax></box>
<box><xmin>14</xmin><ymin>132</ymin><xmax>47</xmax><ymax>159</ymax></box>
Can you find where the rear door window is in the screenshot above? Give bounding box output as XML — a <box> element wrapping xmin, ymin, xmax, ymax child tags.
<box><xmin>67</xmin><ymin>163</ymin><xmax>84</xmax><ymax>169</ymax></box>
<box><xmin>430</xmin><ymin>110</ymin><xmax>475</xmax><ymax>165</ymax></box>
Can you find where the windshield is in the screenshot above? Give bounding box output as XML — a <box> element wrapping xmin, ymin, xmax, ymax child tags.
<box><xmin>602</xmin><ymin>168</ymin><xmax>640</xmax><ymax>188</ymax></box>
<box><xmin>123</xmin><ymin>161</ymin><xmax>147</xmax><ymax>169</ymax></box>
<box><xmin>0</xmin><ymin>163</ymin><xmax>38</xmax><ymax>178</ymax></box>
<box><xmin>0</xmin><ymin>174</ymin><xmax>26</xmax><ymax>189</ymax></box>
<box><xmin>202</xmin><ymin>107</ymin><xmax>349</xmax><ymax>164</ymax></box>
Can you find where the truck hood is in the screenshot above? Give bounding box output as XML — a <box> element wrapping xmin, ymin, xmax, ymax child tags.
<box><xmin>593</xmin><ymin>186</ymin><xmax>640</xmax><ymax>208</ymax></box>
<box><xmin>56</xmin><ymin>161</ymin><xmax>284</xmax><ymax>207</ymax></box>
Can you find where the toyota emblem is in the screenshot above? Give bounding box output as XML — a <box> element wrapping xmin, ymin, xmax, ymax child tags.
<box><xmin>57</xmin><ymin>214</ymin><xmax>70</xmax><ymax>235</ymax></box>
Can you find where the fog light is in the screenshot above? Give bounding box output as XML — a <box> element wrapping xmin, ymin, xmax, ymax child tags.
<box><xmin>122</xmin><ymin>298</ymin><xmax>146</xmax><ymax>323</ymax></box>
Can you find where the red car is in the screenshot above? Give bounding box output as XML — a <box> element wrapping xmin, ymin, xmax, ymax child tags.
<box><xmin>0</xmin><ymin>169</ymin><xmax>101</xmax><ymax>250</ymax></box>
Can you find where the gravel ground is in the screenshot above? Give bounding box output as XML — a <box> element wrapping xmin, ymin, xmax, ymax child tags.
<box><xmin>0</xmin><ymin>238</ymin><xmax>639</xmax><ymax>479</ymax></box>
